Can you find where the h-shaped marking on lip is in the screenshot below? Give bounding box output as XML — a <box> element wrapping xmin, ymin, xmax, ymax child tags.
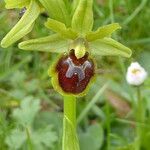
<box><xmin>64</xmin><ymin>57</ymin><xmax>92</xmax><ymax>82</ymax></box>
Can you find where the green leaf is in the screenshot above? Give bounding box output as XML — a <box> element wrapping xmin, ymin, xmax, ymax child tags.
<box><xmin>5</xmin><ymin>129</ymin><xmax>26</xmax><ymax>150</ymax></box>
<box><xmin>5</xmin><ymin>0</ymin><xmax>30</xmax><ymax>9</ymax></box>
<box><xmin>72</xmin><ymin>0</ymin><xmax>94</xmax><ymax>34</ymax></box>
<box><xmin>1</xmin><ymin>0</ymin><xmax>40</xmax><ymax>48</ymax></box>
<box><xmin>86</xmin><ymin>23</ymin><xmax>121</xmax><ymax>41</ymax></box>
<box><xmin>63</xmin><ymin>116</ymin><xmax>80</xmax><ymax>150</ymax></box>
<box><xmin>19</xmin><ymin>34</ymin><xmax>69</xmax><ymax>53</ymax></box>
<box><xmin>79</xmin><ymin>124</ymin><xmax>104</xmax><ymax>150</ymax></box>
<box><xmin>39</xmin><ymin>0</ymin><xmax>71</xmax><ymax>26</ymax></box>
<box><xmin>89</xmin><ymin>38</ymin><xmax>132</xmax><ymax>58</ymax></box>
<box><xmin>13</xmin><ymin>97</ymin><xmax>40</xmax><ymax>126</ymax></box>
<box><xmin>45</xmin><ymin>18</ymin><xmax>78</xmax><ymax>39</ymax></box>
<box><xmin>32</xmin><ymin>126</ymin><xmax>58</xmax><ymax>149</ymax></box>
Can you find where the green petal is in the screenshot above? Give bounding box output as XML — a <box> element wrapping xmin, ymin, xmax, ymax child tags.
<box><xmin>89</xmin><ymin>38</ymin><xmax>132</xmax><ymax>58</ymax></box>
<box><xmin>86</xmin><ymin>23</ymin><xmax>121</xmax><ymax>42</ymax></box>
<box><xmin>5</xmin><ymin>0</ymin><xmax>30</xmax><ymax>9</ymax></box>
<box><xmin>38</xmin><ymin>0</ymin><xmax>70</xmax><ymax>26</ymax></box>
<box><xmin>45</xmin><ymin>18</ymin><xmax>78</xmax><ymax>40</ymax></box>
<box><xmin>72</xmin><ymin>0</ymin><xmax>93</xmax><ymax>35</ymax></box>
<box><xmin>19</xmin><ymin>34</ymin><xmax>69</xmax><ymax>53</ymax></box>
<box><xmin>1</xmin><ymin>0</ymin><xmax>40</xmax><ymax>48</ymax></box>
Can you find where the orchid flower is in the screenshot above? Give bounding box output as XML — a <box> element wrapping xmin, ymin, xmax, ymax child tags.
<box><xmin>1</xmin><ymin>1</ymin><xmax>132</xmax><ymax>150</ymax></box>
<box><xmin>17</xmin><ymin>0</ymin><xmax>132</xmax><ymax>96</ymax></box>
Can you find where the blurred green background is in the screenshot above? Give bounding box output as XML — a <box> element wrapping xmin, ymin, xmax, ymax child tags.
<box><xmin>0</xmin><ymin>0</ymin><xmax>150</xmax><ymax>150</ymax></box>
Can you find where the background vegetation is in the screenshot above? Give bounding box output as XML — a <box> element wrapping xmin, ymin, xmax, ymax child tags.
<box><xmin>0</xmin><ymin>0</ymin><xmax>150</xmax><ymax>149</ymax></box>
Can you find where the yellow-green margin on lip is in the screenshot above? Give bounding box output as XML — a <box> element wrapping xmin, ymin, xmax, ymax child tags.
<box><xmin>48</xmin><ymin>51</ymin><xmax>97</xmax><ymax>97</ymax></box>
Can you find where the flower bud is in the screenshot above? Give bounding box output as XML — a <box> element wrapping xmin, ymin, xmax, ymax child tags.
<box><xmin>126</xmin><ymin>62</ymin><xmax>148</xmax><ymax>86</ymax></box>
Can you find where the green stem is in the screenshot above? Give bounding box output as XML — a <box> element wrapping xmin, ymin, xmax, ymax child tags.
<box><xmin>64</xmin><ymin>96</ymin><xmax>76</xmax><ymax>126</ymax></box>
<box><xmin>109</xmin><ymin>0</ymin><xmax>114</xmax><ymax>23</ymax></box>
<box><xmin>136</xmin><ymin>86</ymin><xmax>144</xmax><ymax>150</ymax></box>
<box><xmin>63</xmin><ymin>96</ymin><xmax>79</xmax><ymax>150</ymax></box>
<box><xmin>137</xmin><ymin>86</ymin><xmax>144</xmax><ymax>123</ymax></box>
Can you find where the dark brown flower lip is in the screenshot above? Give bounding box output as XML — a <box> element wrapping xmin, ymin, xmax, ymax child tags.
<box><xmin>55</xmin><ymin>50</ymin><xmax>95</xmax><ymax>94</ymax></box>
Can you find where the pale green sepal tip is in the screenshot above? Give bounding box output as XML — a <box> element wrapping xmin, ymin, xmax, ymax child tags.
<box><xmin>86</xmin><ymin>23</ymin><xmax>121</xmax><ymax>42</ymax></box>
<box><xmin>90</xmin><ymin>37</ymin><xmax>132</xmax><ymax>58</ymax></box>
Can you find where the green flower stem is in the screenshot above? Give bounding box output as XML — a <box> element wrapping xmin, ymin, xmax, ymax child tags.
<box><xmin>64</xmin><ymin>96</ymin><xmax>76</xmax><ymax>126</ymax></box>
<box><xmin>63</xmin><ymin>96</ymin><xmax>80</xmax><ymax>150</ymax></box>
<box><xmin>136</xmin><ymin>86</ymin><xmax>144</xmax><ymax>150</ymax></box>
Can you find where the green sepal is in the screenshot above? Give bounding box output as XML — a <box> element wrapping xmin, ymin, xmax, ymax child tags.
<box><xmin>38</xmin><ymin>0</ymin><xmax>71</xmax><ymax>26</ymax></box>
<box><xmin>72</xmin><ymin>0</ymin><xmax>80</xmax><ymax>14</ymax></box>
<box><xmin>89</xmin><ymin>37</ymin><xmax>132</xmax><ymax>58</ymax></box>
<box><xmin>86</xmin><ymin>23</ymin><xmax>121</xmax><ymax>42</ymax></box>
<box><xmin>45</xmin><ymin>18</ymin><xmax>78</xmax><ymax>40</ymax></box>
<box><xmin>72</xmin><ymin>0</ymin><xmax>94</xmax><ymax>35</ymax></box>
<box><xmin>5</xmin><ymin>0</ymin><xmax>30</xmax><ymax>9</ymax></box>
<box><xmin>48</xmin><ymin>53</ymin><xmax>96</xmax><ymax>97</ymax></box>
<box><xmin>1</xmin><ymin>0</ymin><xmax>41</xmax><ymax>48</ymax></box>
<box><xmin>19</xmin><ymin>34</ymin><xmax>69</xmax><ymax>53</ymax></box>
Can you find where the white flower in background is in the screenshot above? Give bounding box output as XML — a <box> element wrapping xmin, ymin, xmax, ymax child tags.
<box><xmin>126</xmin><ymin>62</ymin><xmax>148</xmax><ymax>86</ymax></box>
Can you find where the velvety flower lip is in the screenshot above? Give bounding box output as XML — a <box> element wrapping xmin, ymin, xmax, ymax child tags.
<box><xmin>126</xmin><ymin>62</ymin><xmax>148</xmax><ymax>86</ymax></box>
<box><xmin>49</xmin><ymin>50</ymin><xmax>96</xmax><ymax>97</ymax></box>
<box><xmin>1</xmin><ymin>0</ymin><xmax>41</xmax><ymax>48</ymax></box>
